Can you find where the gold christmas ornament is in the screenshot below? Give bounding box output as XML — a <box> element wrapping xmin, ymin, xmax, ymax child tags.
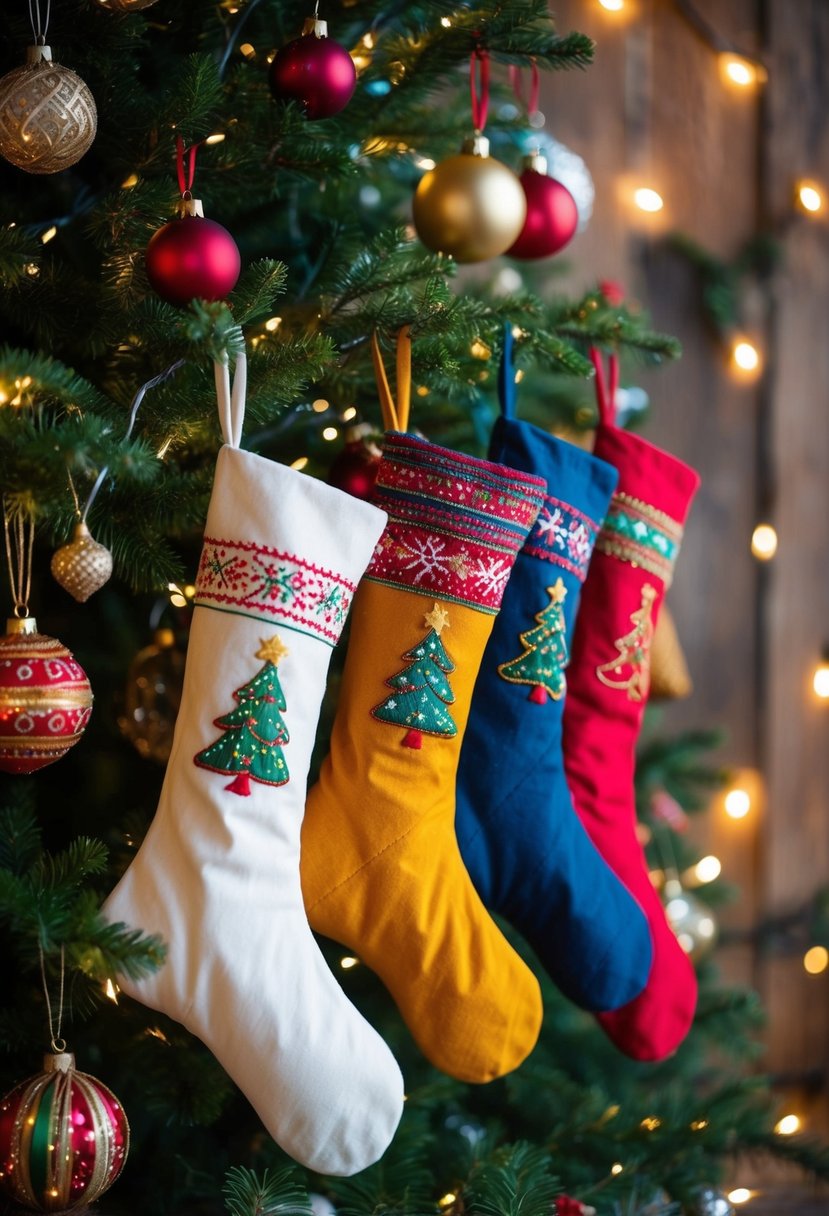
<box><xmin>650</xmin><ymin>603</ymin><xmax>693</xmax><ymax>700</ymax></box>
<box><xmin>413</xmin><ymin>135</ymin><xmax>527</xmax><ymax>263</ymax></box>
<box><xmin>51</xmin><ymin>521</ymin><xmax>113</xmax><ymax>602</ymax></box>
<box><xmin>0</xmin><ymin>45</ymin><xmax>97</xmax><ymax>175</ymax></box>
<box><xmin>119</xmin><ymin>628</ymin><xmax>185</xmax><ymax>764</ymax></box>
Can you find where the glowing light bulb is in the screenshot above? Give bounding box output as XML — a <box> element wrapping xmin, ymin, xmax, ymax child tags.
<box><xmin>40</xmin><ymin>225</ymin><xmax>57</xmax><ymax>244</ymax></box>
<box><xmin>342</xmin><ymin>406</ymin><xmax>357</xmax><ymax>421</ymax></box>
<box><xmin>751</xmin><ymin>523</ymin><xmax>778</xmax><ymax>560</ymax></box>
<box><xmin>121</xmin><ymin>173</ymin><xmax>139</xmax><ymax>188</ymax></box>
<box><xmin>727</xmin><ymin>1189</ymin><xmax>752</xmax><ymax>1205</ymax></box>
<box><xmin>725</xmin><ymin>788</ymin><xmax>751</xmax><ymax>819</ymax></box>
<box><xmin>205</xmin><ymin>132</ymin><xmax>226</xmax><ymax>145</ymax></box>
<box><xmin>440</xmin><ymin>16</ymin><xmax>452</xmax><ymax>26</ymax></box>
<box><xmin>694</xmin><ymin>855</ymin><xmax>722</xmax><ymax>883</ymax></box>
<box><xmin>774</xmin><ymin>1114</ymin><xmax>801</xmax><ymax>1135</ymax></box>
<box><xmin>610</xmin><ymin>1162</ymin><xmax>624</xmax><ymax>1176</ymax></box>
<box><xmin>470</xmin><ymin>339</ymin><xmax>491</xmax><ymax>359</ymax></box>
<box><xmin>719</xmin><ymin>54</ymin><xmax>762</xmax><ymax>88</ymax></box>
<box><xmin>438</xmin><ymin>1195</ymin><xmax>456</xmax><ymax>1209</ymax></box>
<box><xmin>599</xmin><ymin>0</ymin><xmax>625</xmax><ymax>9</ymax></box>
<box><xmin>731</xmin><ymin>338</ymin><xmax>761</xmax><ymax>374</ymax></box>
<box><xmin>633</xmin><ymin>187</ymin><xmax>664</xmax><ymax>213</ymax></box>
<box><xmin>803</xmin><ymin>945</ymin><xmax>829</xmax><ymax>974</ymax></box>
<box><xmin>812</xmin><ymin>661</ymin><xmax>829</xmax><ymax>699</ymax></box>
<box><xmin>322</xmin><ymin>426</ymin><xmax>339</xmax><ymax>441</ymax></box>
<box><xmin>797</xmin><ymin>180</ymin><xmax>824</xmax><ymax>213</ymax></box>
<box><xmin>265</xmin><ymin>316</ymin><xmax>282</xmax><ymax>332</ymax></box>
<box><xmin>312</xmin><ymin>398</ymin><xmax>330</xmax><ymax>413</ymax></box>
<box><xmin>340</xmin><ymin>956</ymin><xmax>359</xmax><ymax>969</ymax></box>
<box><xmin>290</xmin><ymin>456</ymin><xmax>309</xmax><ymax>471</ymax></box>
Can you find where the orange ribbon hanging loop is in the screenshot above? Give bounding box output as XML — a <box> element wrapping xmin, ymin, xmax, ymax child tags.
<box><xmin>371</xmin><ymin>326</ymin><xmax>412</xmax><ymax>433</ymax></box>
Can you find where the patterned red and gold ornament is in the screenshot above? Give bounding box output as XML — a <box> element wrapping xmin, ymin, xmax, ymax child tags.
<box><xmin>0</xmin><ymin>618</ymin><xmax>93</xmax><ymax>775</ymax></box>
<box><xmin>0</xmin><ymin>1051</ymin><xmax>129</xmax><ymax>1212</ymax></box>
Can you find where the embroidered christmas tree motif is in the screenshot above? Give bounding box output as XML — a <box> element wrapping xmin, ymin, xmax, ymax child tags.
<box><xmin>194</xmin><ymin>634</ymin><xmax>290</xmax><ymax>796</ymax></box>
<box><xmin>596</xmin><ymin>583</ymin><xmax>657</xmax><ymax>702</ymax></box>
<box><xmin>498</xmin><ymin>578</ymin><xmax>569</xmax><ymax>704</ymax></box>
<box><xmin>371</xmin><ymin>602</ymin><xmax>457</xmax><ymax>750</ymax></box>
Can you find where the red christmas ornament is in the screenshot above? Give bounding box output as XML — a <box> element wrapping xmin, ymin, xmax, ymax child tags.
<box><xmin>0</xmin><ymin>618</ymin><xmax>93</xmax><ymax>775</ymax></box>
<box><xmin>145</xmin><ymin>204</ymin><xmax>240</xmax><ymax>307</ymax></box>
<box><xmin>599</xmin><ymin>279</ymin><xmax>626</xmax><ymax>307</ymax></box>
<box><xmin>327</xmin><ymin>424</ymin><xmax>382</xmax><ymax>501</ymax></box>
<box><xmin>507</xmin><ymin>151</ymin><xmax>579</xmax><ymax>260</ymax></box>
<box><xmin>269</xmin><ymin>17</ymin><xmax>356</xmax><ymax>120</ymax></box>
<box><xmin>145</xmin><ymin>135</ymin><xmax>241</xmax><ymax>307</ymax></box>
<box><xmin>0</xmin><ymin>1051</ymin><xmax>129</xmax><ymax>1212</ymax></box>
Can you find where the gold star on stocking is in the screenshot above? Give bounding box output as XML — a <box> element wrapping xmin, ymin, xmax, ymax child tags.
<box><xmin>424</xmin><ymin>602</ymin><xmax>450</xmax><ymax>635</ymax></box>
<box><xmin>548</xmin><ymin>578</ymin><xmax>568</xmax><ymax>605</ymax></box>
<box><xmin>256</xmin><ymin>634</ymin><xmax>289</xmax><ymax>666</ymax></box>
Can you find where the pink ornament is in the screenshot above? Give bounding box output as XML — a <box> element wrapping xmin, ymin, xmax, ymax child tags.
<box><xmin>0</xmin><ymin>620</ymin><xmax>93</xmax><ymax>775</ymax></box>
<box><xmin>507</xmin><ymin>154</ymin><xmax>579</xmax><ymax>260</ymax></box>
<box><xmin>269</xmin><ymin>18</ymin><xmax>356</xmax><ymax>120</ymax></box>
<box><xmin>145</xmin><ymin>212</ymin><xmax>241</xmax><ymax>307</ymax></box>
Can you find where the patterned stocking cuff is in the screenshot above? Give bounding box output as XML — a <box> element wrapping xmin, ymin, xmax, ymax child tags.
<box><xmin>489</xmin><ymin>417</ymin><xmax>619</xmax><ymax>584</ymax></box>
<box><xmin>366</xmin><ymin>432</ymin><xmax>546</xmax><ymax>613</ymax></box>
<box><xmin>594</xmin><ymin>425</ymin><xmax>701</xmax><ymax>589</ymax></box>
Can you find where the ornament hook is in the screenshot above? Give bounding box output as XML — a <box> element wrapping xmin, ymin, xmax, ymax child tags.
<box><xmin>3</xmin><ymin>499</ymin><xmax>35</xmax><ymax>620</ymax></box>
<box><xmin>38</xmin><ymin>942</ymin><xmax>66</xmax><ymax>1055</ymax></box>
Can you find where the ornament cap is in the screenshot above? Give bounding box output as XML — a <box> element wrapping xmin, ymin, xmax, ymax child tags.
<box><xmin>176</xmin><ymin>195</ymin><xmax>205</xmax><ymax>218</ymax></box>
<box><xmin>25</xmin><ymin>43</ymin><xmax>53</xmax><ymax>64</ymax></box>
<box><xmin>6</xmin><ymin>616</ymin><xmax>37</xmax><ymax>636</ymax></box>
<box><xmin>43</xmin><ymin>1051</ymin><xmax>75</xmax><ymax>1074</ymax></box>
<box><xmin>302</xmin><ymin>16</ymin><xmax>328</xmax><ymax>37</ymax></box>
<box><xmin>522</xmin><ymin>149</ymin><xmax>548</xmax><ymax>175</ymax></box>
<box><xmin>461</xmin><ymin>133</ymin><xmax>490</xmax><ymax>158</ymax></box>
<box><xmin>72</xmin><ymin>520</ymin><xmax>92</xmax><ymax>541</ymax></box>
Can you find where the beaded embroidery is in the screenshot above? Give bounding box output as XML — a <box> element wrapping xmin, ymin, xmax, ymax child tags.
<box><xmin>194</xmin><ymin>537</ymin><xmax>355</xmax><ymax>645</ymax></box>
<box><xmin>596</xmin><ymin>493</ymin><xmax>683</xmax><ymax>586</ymax></box>
<box><xmin>524</xmin><ymin>494</ymin><xmax>599</xmax><ymax>582</ymax></box>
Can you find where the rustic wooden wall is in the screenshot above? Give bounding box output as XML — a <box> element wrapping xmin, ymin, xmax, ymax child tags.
<box><xmin>536</xmin><ymin>0</ymin><xmax>829</xmax><ymax>1143</ymax></box>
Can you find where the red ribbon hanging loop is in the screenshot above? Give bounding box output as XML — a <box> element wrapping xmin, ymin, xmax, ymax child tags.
<box><xmin>589</xmin><ymin>346</ymin><xmax>620</xmax><ymax>427</ymax></box>
<box><xmin>509</xmin><ymin>60</ymin><xmax>540</xmax><ymax>114</ymax></box>
<box><xmin>469</xmin><ymin>47</ymin><xmax>491</xmax><ymax>132</ymax></box>
<box><xmin>175</xmin><ymin>133</ymin><xmax>199</xmax><ymax>197</ymax></box>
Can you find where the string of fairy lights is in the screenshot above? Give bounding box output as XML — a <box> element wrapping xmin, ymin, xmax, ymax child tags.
<box><xmin>590</xmin><ymin>3</ymin><xmax>829</xmax><ymax>1194</ymax></box>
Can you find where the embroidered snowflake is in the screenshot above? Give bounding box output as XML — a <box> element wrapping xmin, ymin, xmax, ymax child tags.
<box><xmin>535</xmin><ymin>507</ymin><xmax>569</xmax><ymax>550</ymax></box>
<box><xmin>566</xmin><ymin>521</ymin><xmax>592</xmax><ymax>565</ymax></box>
<box><xmin>470</xmin><ymin>555</ymin><xmax>510</xmax><ymax>599</ymax></box>
<box><xmin>393</xmin><ymin>534</ymin><xmax>470</xmax><ymax>585</ymax></box>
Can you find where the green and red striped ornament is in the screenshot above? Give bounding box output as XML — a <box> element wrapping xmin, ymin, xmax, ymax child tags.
<box><xmin>0</xmin><ymin>1051</ymin><xmax>129</xmax><ymax>1212</ymax></box>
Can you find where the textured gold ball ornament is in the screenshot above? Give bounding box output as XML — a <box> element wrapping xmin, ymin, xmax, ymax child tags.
<box><xmin>51</xmin><ymin>521</ymin><xmax>113</xmax><ymax>603</ymax></box>
<box><xmin>413</xmin><ymin>135</ymin><xmax>527</xmax><ymax>263</ymax></box>
<box><xmin>664</xmin><ymin>877</ymin><xmax>718</xmax><ymax>962</ymax></box>
<box><xmin>0</xmin><ymin>45</ymin><xmax>97</xmax><ymax>175</ymax></box>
